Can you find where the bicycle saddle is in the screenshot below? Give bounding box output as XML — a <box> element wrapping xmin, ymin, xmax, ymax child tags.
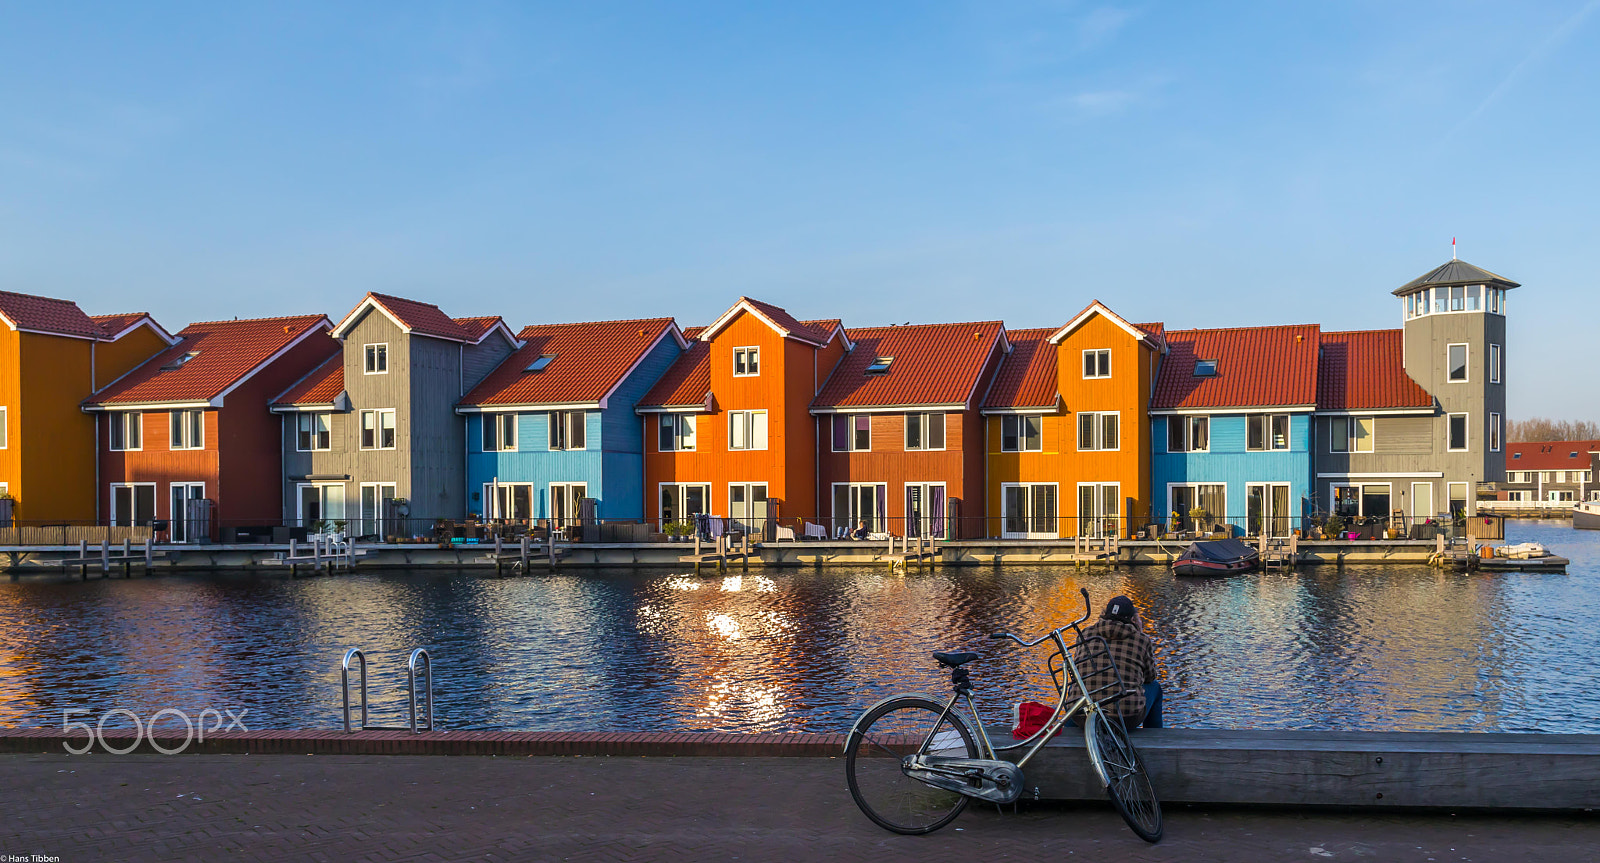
<box><xmin>932</xmin><ymin>651</ymin><xmax>980</xmax><ymax>668</ymax></box>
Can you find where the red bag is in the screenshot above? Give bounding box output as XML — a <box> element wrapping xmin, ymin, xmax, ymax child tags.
<box><xmin>1011</xmin><ymin>700</ymin><xmax>1063</xmax><ymax>740</ymax></box>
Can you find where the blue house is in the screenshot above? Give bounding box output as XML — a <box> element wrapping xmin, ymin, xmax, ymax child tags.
<box><xmin>1149</xmin><ymin>325</ymin><xmax>1320</xmax><ymax>537</ymax></box>
<box><xmin>458</xmin><ymin>318</ymin><xmax>687</xmax><ymax>525</ymax></box>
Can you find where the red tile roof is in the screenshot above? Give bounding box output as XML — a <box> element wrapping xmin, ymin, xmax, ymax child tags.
<box><xmin>0</xmin><ymin>290</ymin><xmax>103</xmax><ymax>340</ymax></box>
<box><xmin>814</xmin><ymin>322</ymin><xmax>1004</xmax><ymax>409</ymax></box>
<box><xmin>1133</xmin><ymin>322</ymin><xmax>1166</xmax><ymax>351</ymax></box>
<box><xmin>335</xmin><ymin>293</ymin><xmax>470</xmax><ymax>341</ymax></box>
<box><xmin>92</xmin><ymin>313</ymin><xmax>176</xmax><ymax>344</ymax></box>
<box><xmin>681</xmin><ymin>326</ymin><xmax>706</xmax><ymax>340</ymax></box>
<box><xmin>271</xmin><ymin>354</ymin><xmax>345</xmax><ymax>407</ymax></box>
<box><xmin>982</xmin><ymin>328</ymin><xmax>1058</xmax><ymax>410</ymax></box>
<box><xmin>461</xmin><ymin>318</ymin><xmax>679</xmax><ymax>407</ymax></box>
<box><xmin>1506</xmin><ymin>441</ymin><xmax>1600</xmax><ymax>471</ymax></box>
<box><xmin>1317</xmin><ymin>330</ymin><xmax>1433</xmax><ymax>411</ymax></box>
<box><xmin>700</xmin><ymin>297</ymin><xmax>836</xmax><ymax>346</ymax></box>
<box><xmin>638</xmin><ymin>342</ymin><xmax>711</xmax><ymax>408</ymax></box>
<box><xmin>86</xmin><ymin>315</ymin><xmax>332</xmax><ymax>406</ymax></box>
<box><xmin>1152</xmin><ymin>324</ymin><xmax>1320</xmax><ymax>410</ymax></box>
<box><xmin>453</xmin><ymin>315</ymin><xmax>510</xmax><ymax>344</ymax></box>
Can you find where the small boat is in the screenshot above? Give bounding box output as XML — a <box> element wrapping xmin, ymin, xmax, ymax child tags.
<box><xmin>1573</xmin><ymin>501</ymin><xmax>1600</xmax><ymax>530</ymax></box>
<box><xmin>1173</xmin><ymin>538</ymin><xmax>1260</xmax><ymax>577</ymax></box>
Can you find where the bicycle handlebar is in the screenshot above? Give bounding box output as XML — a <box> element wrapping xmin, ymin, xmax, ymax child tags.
<box><xmin>989</xmin><ymin>588</ymin><xmax>1094</xmax><ymax>647</ymax></box>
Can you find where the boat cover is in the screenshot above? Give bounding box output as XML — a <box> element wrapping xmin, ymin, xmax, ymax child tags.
<box><xmin>1179</xmin><ymin>538</ymin><xmax>1256</xmax><ymax>562</ymax></box>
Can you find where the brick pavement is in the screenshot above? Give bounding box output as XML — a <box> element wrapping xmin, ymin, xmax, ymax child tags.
<box><xmin>1</xmin><ymin>753</ymin><xmax>1595</xmax><ymax>862</ymax></box>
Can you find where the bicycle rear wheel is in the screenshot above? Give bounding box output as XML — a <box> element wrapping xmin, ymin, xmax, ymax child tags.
<box><xmin>1085</xmin><ymin>710</ymin><xmax>1163</xmax><ymax>843</ymax></box>
<box><xmin>844</xmin><ymin>696</ymin><xmax>978</xmax><ymax>835</ymax></box>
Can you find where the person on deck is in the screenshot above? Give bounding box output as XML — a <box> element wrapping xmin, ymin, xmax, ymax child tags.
<box><xmin>850</xmin><ymin>520</ymin><xmax>869</xmax><ymax>540</ymax></box>
<box><xmin>1074</xmin><ymin>595</ymin><xmax>1162</xmax><ymax>729</ymax></box>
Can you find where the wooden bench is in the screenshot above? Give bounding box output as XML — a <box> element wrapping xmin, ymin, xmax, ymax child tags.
<box><xmin>996</xmin><ymin>727</ymin><xmax>1600</xmax><ymax>809</ymax></box>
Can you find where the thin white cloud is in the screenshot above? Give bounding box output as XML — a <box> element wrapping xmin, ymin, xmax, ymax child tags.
<box><xmin>1449</xmin><ymin>0</ymin><xmax>1600</xmax><ymax>137</ymax></box>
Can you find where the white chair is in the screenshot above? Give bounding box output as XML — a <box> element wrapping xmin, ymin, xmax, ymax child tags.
<box><xmin>776</xmin><ymin>525</ymin><xmax>796</xmax><ymax>542</ymax></box>
<box><xmin>803</xmin><ymin>522</ymin><xmax>827</xmax><ymax>540</ymax></box>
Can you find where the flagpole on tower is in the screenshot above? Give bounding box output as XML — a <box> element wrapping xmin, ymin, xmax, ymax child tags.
<box><xmin>1452</xmin><ymin>237</ymin><xmax>1457</xmax><ymax>260</ymax></box>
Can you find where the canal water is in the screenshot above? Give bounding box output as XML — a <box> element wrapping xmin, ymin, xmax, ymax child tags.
<box><xmin>0</xmin><ymin>520</ymin><xmax>1595</xmax><ymax>734</ymax></box>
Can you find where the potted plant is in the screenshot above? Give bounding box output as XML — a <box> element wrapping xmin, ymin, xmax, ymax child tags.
<box><xmin>1325</xmin><ymin>513</ymin><xmax>1346</xmax><ymax>540</ymax></box>
<box><xmin>664</xmin><ymin>520</ymin><xmax>690</xmax><ymax>542</ymax></box>
<box><xmin>1188</xmin><ymin>507</ymin><xmax>1209</xmax><ymax>534</ymax></box>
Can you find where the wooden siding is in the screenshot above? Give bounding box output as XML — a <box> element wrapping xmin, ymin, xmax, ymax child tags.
<box><xmin>0</xmin><ymin>328</ymin><xmax>20</xmax><ymax>516</ymax></box>
<box><xmin>985</xmin><ymin>312</ymin><xmax>1156</xmax><ymax>537</ymax></box>
<box><xmin>408</xmin><ymin>333</ymin><xmax>467</xmax><ymax>520</ymax></box>
<box><xmin>1151</xmin><ymin>413</ymin><xmax>1313</xmax><ymax>527</ymax></box>
<box><xmin>818</xmin><ymin>411</ymin><xmax>983</xmax><ymax>537</ymax></box>
<box><xmin>340</xmin><ymin>310</ymin><xmax>414</xmax><ymax>514</ymax></box>
<box><xmin>16</xmin><ymin>332</ymin><xmax>97</xmax><ymax>523</ymax></box>
<box><xmin>94</xmin><ymin>326</ymin><xmax>169</xmax><ymax>391</ymax></box>
<box><xmin>215</xmin><ymin>330</ymin><xmax>338</xmax><ymax>528</ymax></box>
<box><xmin>643</xmin><ymin>311</ymin><xmax>840</xmax><ymax>527</ymax></box>
<box><xmin>462</xmin><ymin>332</ymin><xmax>516</xmax><ymax>393</ymax></box>
<box><xmin>99</xmin><ymin>409</ymin><xmax>221</xmax><ymax>527</ymax></box>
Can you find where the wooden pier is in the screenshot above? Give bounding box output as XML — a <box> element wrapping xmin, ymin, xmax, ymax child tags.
<box><xmin>883</xmin><ymin>534</ymin><xmax>937</xmax><ymax>567</ymax></box>
<box><xmin>1064</xmin><ymin>534</ymin><xmax>1118</xmax><ymax>564</ymax></box>
<box><xmin>483</xmin><ymin>535</ymin><xmax>569</xmax><ymax>573</ymax></box>
<box><xmin>48</xmin><ymin>539</ymin><xmax>159</xmax><ymax>579</ymax></box>
<box><xmin>679</xmin><ymin>532</ymin><xmax>752</xmax><ymax>571</ymax></box>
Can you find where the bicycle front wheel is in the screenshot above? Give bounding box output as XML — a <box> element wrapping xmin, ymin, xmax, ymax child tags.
<box><xmin>844</xmin><ymin>696</ymin><xmax>978</xmax><ymax>835</ymax></box>
<box><xmin>1085</xmin><ymin>710</ymin><xmax>1163</xmax><ymax>843</ymax></box>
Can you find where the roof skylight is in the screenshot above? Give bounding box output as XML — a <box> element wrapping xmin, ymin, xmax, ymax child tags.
<box><xmin>525</xmin><ymin>355</ymin><xmax>555</xmax><ymax>373</ymax></box>
<box><xmin>1193</xmin><ymin>359</ymin><xmax>1218</xmax><ymax>377</ymax></box>
<box><xmin>161</xmin><ymin>351</ymin><xmax>199</xmax><ymax>371</ymax></box>
<box><xmin>864</xmin><ymin>356</ymin><xmax>893</xmax><ymax>375</ymax></box>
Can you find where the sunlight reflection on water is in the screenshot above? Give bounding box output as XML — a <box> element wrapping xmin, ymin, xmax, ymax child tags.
<box><xmin>0</xmin><ymin>520</ymin><xmax>1594</xmax><ymax>734</ymax></box>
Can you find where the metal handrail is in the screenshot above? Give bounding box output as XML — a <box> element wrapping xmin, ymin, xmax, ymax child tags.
<box><xmin>341</xmin><ymin>648</ymin><xmax>368</xmax><ymax>732</ymax></box>
<box><xmin>407</xmin><ymin>648</ymin><xmax>433</xmax><ymax>733</ymax></box>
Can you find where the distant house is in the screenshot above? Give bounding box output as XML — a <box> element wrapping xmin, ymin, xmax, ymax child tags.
<box><xmin>1150</xmin><ymin>325</ymin><xmax>1319</xmax><ymax>537</ymax></box>
<box><xmin>272</xmin><ymin>293</ymin><xmax>519</xmax><ymax>537</ymax></box>
<box><xmin>811</xmin><ymin>321</ymin><xmax>1008</xmax><ymax>539</ymax></box>
<box><xmin>85</xmin><ymin>315</ymin><xmax>338</xmax><ymax>541</ymax></box>
<box><xmin>981</xmin><ymin>302</ymin><xmax>1165</xmax><ymax>539</ymax></box>
<box><xmin>0</xmin><ymin>293</ymin><xmax>175</xmax><ymax>524</ymax></box>
<box><xmin>457</xmin><ymin>318</ymin><xmax>687</xmax><ymax>525</ymax></box>
<box><xmin>1499</xmin><ymin>442</ymin><xmax>1599</xmax><ymax>503</ymax></box>
<box><xmin>637</xmin><ymin>298</ymin><xmax>849</xmax><ymax>537</ymax></box>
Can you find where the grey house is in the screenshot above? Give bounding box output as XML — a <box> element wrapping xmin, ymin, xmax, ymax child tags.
<box><xmin>1313</xmin><ymin>260</ymin><xmax>1514</xmax><ymax>525</ymax></box>
<box><xmin>270</xmin><ymin>293</ymin><xmax>519</xmax><ymax>538</ymax></box>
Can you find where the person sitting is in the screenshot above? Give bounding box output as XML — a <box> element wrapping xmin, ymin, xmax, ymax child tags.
<box><xmin>850</xmin><ymin>520</ymin><xmax>869</xmax><ymax>540</ymax></box>
<box><xmin>1072</xmin><ymin>595</ymin><xmax>1162</xmax><ymax>729</ymax></box>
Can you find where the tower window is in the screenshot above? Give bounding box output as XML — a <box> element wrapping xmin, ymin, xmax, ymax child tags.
<box><xmin>1447</xmin><ymin>344</ymin><xmax>1468</xmax><ymax>382</ymax></box>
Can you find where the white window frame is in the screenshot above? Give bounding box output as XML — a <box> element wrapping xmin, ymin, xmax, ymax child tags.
<box><xmin>483</xmin><ymin>413</ymin><xmax>518</xmax><ymax>452</ymax></box>
<box><xmin>295</xmin><ymin>412</ymin><xmax>332</xmax><ymax>452</ymax></box>
<box><xmin>1448</xmin><ymin>481</ymin><xmax>1470</xmax><ymax>517</ymax></box>
<box><xmin>1489</xmin><ymin>343</ymin><xmax>1501</xmax><ymax>384</ymax></box>
<box><xmin>0</xmin><ymin>405</ymin><xmax>6</xmax><ymax>449</ymax></box>
<box><xmin>549</xmin><ymin>482</ymin><xmax>589</xmax><ymax>527</ymax></box>
<box><xmin>360</xmin><ymin>409</ymin><xmax>397</xmax><ymax>450</ymax></box>
<box><xmin>658</xmin><ymin>482</ymin><xmax>712</xmax><ymax>531</ymax></box>
<box><xmin>1000</xmin><ymin>482</ymin><xmax>1059</xmax><ymax>539</ymax></box>
<box><xmin>728</xmin><ymin>481</ymin><xmax>770</xmax><ymax>535</ymax></box>
<box><xmin>904</xmin><ymin>412</ymin><xmax>946</xmax><ymax>451</ymax></box>
<box><xmin>548</xmin><ymin>410</ymin><xmax>586</xmax><ymax>451</ymax></box>
<box><xmin>363</xmin><ymin>343</ymin><xmax>388</xmax><ymax>375</ymax></box>
<box><xmin>658</xmin><ymin>414</ymin><xmax>696</xmax><ymax>452</ymax></box>
<box><xmin>358</xmin><ymin>482</ymin><xmax>399</xmax><ymax>537</ymax></box>
<box><xmin>729</xmin><ymin>410</ymin><xmax>769</xmax><ymax>451</ymax></box>
<box><xmin>832</xmin><ymin>414</ymin><xmax>871</xmax><ymax>453</ymax></box>
<box><xmin>1076</xmin><ymin>481</ymin><xmax>1121</xmax><ymax>538</ymax></box>
<box><xmin>1000</xmin><ymin>415</ymin><xmax>1043</xmax><ymax>453</ymax></box>
<box><xmin>1446</xmin><ymin>343</ymin><xmax>1469</xmax><ymax>383</ymax></box>
<box><xmin>1082</xmin><ymin>349</ymin><xmax>1111</xmax><ymax>379</ymax></box>
<box><xmin>169</xmin><ymin>409</ymin><xmax>204</xmax><ymax>450</ymax></box>
<box><xmin>1489</xmin><ymin>412</ymin><xmax>1501</xmax><ymax>453</ymax></box>
<box><xmin>295</xmin><ymin>482</ymin><xmax>346</xmax><ymax>527</ymax></box>
<box><xmin>1247</xmin><ymin>413</ymin><xmax>1293</xmax><ymax>452</ymax></box>
<box><xmin>1167</xmin><ymin>415</ymin><xmax>1209</xmax><ymax>453</ymax></box>
<box><xmin>1330</xmin><ymin>416</ymin><xmax>1375</xmax><ymax>453</ymax></box>
<box><xmin>1448</xmin><ymin>412</ymin><xmax>1469</xmax><ymax>452</ymax></box>
<box><xmin>482</xmin><ymin>481</ymin><xmax>535</xmax><ymax>520</ymax></box>
<box><xmin>732</xmin><ymin>346</ymin><xmax>760</xmax><ymax>377</ymax></box>
<box><xmin>108</xmin><ymin>482</ymin><xmax>158</xmax><ymax>527</ymax></box>
<box><xmin>1245</xmin><ymin>481</ymin><xmax>1295</xmax><ymax>537</ymax></box>
<box><xmin>1076</xmin><ymin>411</ymin><xmax>1119</xmax><ymax>452</ymax></box>
<box><xmin>1167</xmin><ymin>482</ymin><xmax>1227</xmax><ymax>531</ymax></box>
<box><xmin>832</xmin><ymin>482</ymin><xmax>888</xmax><ymax>536</ymax></box>
<box><xmin>905</xmin><ymin>480</ymin><xmax>947</xmax><ymax>538</ymax></box>
<box><xmin>109</xmin><ymin>411</ymin><xmax>143</xmax><ymax>452</ymax></box>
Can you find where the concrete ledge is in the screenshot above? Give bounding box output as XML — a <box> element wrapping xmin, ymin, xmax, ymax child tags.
<box><xmin>1005</xmin><ymin>728</ymin><xmax>1600</xmax><ymax>810</ymax></box>
<box><xmin>5</xmin><ymin>726</ymin><xmax>1597</xmax><ymax>810</ymax></box>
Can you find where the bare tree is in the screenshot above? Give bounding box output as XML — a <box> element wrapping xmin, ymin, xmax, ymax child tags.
<box><xmin>1507</xmin><ymin>417</ymin><xmax>1600</xmax><ymax>442</ymax></box>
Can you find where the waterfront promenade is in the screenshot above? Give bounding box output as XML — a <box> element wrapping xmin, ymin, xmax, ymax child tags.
<box><xmin>4</xmin><ymin>752</ymin><xmax>1594</xmax><ymax>861</ymax></box>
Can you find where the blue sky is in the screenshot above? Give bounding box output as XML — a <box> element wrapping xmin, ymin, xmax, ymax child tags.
<box><xmin>1</xmin><ymin>1</ymin><xmax>1596</xmax><ymax>418</ymax></box>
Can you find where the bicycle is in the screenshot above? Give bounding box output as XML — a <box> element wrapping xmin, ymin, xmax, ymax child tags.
<box><xmin>843</xmin><ymin>587</ymin><xmax>1162</xmax><ymax>842</ymax></box>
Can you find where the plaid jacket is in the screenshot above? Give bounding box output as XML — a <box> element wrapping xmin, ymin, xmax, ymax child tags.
<box><xmin>1068</xmin><ymin>617</ymin><xmax>1156</xmax><ymax>721</ymax></box>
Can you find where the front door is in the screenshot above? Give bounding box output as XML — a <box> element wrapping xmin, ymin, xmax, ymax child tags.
<box><xmin>1411</xmin><ymin>482</ymin><xmax>1434</xmax><ymax>522</ymax></box>
<box><xmin>1077</xmin><ymin>483</ymin><xmax>1120</xmax><ymax>538</ymax></box>
<box><xmin>1247</xmin><ymin>483</ymin><xmax>1292</xmax><ymax>537</ymax></box>
<box><xmin>170</xmin><ymin>483</ymin><xmax>206</xmax><ymax>543</ymax></box>
<box><xmin>550</xmin><ymin>483</ymin><xmax>587</xmax><ymax>527</ymax></box>
<box><xmin>1001</xmin><ymin>483</ymin><xmax>1058</xmax><ymax>539</ymax></box>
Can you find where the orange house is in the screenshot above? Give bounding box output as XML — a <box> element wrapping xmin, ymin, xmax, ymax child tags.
<box><xmin>637</xmin><ymin>297</ymin><xmax>848</xmax><ymax>537</ymax></box>
<box><xmin>813</xmin><ymin>321</ymin><xmax>1008</xmax><ymax>539</ymax></box>
<box><xmin>982</xmin><ymin>302</ymin><xmax>1165</xmax><ymax>538</ymax></box>
<box><xmin>0</xmin><ymin>292</ymin><xmax>173</xmax><ymax>525</ymax></box>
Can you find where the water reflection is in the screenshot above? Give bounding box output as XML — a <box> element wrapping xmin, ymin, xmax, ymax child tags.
<box><xmin>0</xmin><ymin>521</ymin><xmax>1596</xmax><ymax>734</ymax></box>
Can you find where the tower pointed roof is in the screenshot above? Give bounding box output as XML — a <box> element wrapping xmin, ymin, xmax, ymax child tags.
<box><xmin>1392</xmin><ymin>259</ymin><xmax>1519</xmax><ymax>296</ymax></box>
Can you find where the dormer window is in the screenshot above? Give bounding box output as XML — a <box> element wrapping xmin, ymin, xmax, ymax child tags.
<box><xmin>364</xmin><ymin>343</ymin><xmax>388</xmax><ymax>374</ymax></box>
<box><xmin>733</xmin><ymin>347</ymin><xmax>760</xmax><ymax>377</ymax></box>
<box><xmin>161</xmin><ymin>351</ymin><xmax>199</xmax><ymax>371</ymax></box>
<box><xmin>525</xmin><ymin>355</ymin><xmax>555</xmax><ymax>373</ymax></box>
<box><xmin>1083</xmin><ymin>349</ymin><xmax>1111</xmax><ymax>379</ymax></box>
<box><xmin>1194</xmin><ymin>360</ymin><xmax>1218</xmax><ymax>377</ymax></box>
<box><xmin>865</xmin><ymin>356</ymin><xmax>893</xmax><ymax>375</ymax></box>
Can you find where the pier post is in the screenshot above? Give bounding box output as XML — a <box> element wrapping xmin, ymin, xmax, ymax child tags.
<box><xmin>144</xmin><ymin>538</ymin><xmax>152</xmax><ymax>567</ymax></box>
<box><xmin>79</xmin><ymin>539</ymin><xmax>88</xmax><ymax>581</ymax></box>
<box><xmin>520</xmin><ymin>535</ymin><xmax>529</xmax><ymax>572</ymax></box>
<box><xmin>101</xmin><ymin>540</ymin><xmax>109</xmax><ymax>578</ymax></box>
